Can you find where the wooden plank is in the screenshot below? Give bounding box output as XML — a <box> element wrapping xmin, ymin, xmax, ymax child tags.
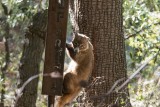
<box><xmin>42</xmin><ymin>0</ymin><xmax>69</xmax><ymax>96</ymax></box>
<box><xmin>48</xmin><ymin>95</ymin><xmax>55</xmax><ymax>107</ymax></box>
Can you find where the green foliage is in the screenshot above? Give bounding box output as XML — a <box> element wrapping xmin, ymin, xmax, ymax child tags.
<box><xmin>124</xmin><ymin>0</ymin><xmax>160</xmax><ymax>106</ymax></box>
<box><xmin>1</xmin><ymin>0</ymin><xmax>48</xmax><ymax>28</ymax></box>
<box><xmin>124</xmin><ymin>0</ymin><xmax>160</xmax><ymax>76</ymax></box>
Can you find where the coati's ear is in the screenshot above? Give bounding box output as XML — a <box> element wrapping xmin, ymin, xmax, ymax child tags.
<box><xmin>86</xmin><ymin>37</ymin><xmax>94</xmax><ymax>50</ymax></box>
<box><xmin>86</xmin><ymin>36</ymin><xmax>90</xmax><ymax>41</ymax></box>
<box><xmin>90</xmin><ymin>42</ymin><xmax>94</xmax><ymax>50</ymax></box>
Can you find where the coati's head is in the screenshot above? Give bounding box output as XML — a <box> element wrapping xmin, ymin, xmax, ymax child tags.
<box><xmin>72</xmin><ymin>33</ymin><xmax>91</xmax><ymax>52</ymax></box>
<box><xmin>66</xmin><ymin>33</ymin><xmax>93</xmax><ymax>62</ymax></box>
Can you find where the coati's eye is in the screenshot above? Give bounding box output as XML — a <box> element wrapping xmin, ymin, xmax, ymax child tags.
<box><xmin>73</xmin><ymin>42</ymin><xmax>79</xmax><ymax>47</ymax></box>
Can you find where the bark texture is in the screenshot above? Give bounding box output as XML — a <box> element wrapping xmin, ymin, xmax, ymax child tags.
<box><xmin>0</xmin><ymin>21</ymin><xmax>10</xmax><ymax>107</ymax></box>
<box><xmin>15</xmin><ymin>11</ymin><xmax>47</xmax><ymax>107</ymax></box>
<box><xmin>69</xmin><ymin>0</ymin><xmax>131</xmax><ymax>106</ymax></box>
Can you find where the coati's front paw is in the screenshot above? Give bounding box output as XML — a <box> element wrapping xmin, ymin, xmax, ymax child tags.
<box><xmin>63</xmin><ymin>73</ymin><xmax>75</xmax><ymax>94</ymax></box>
<box><xmin>66</xmin><ymin>43</ymin><xmax>73</xmax><ymax>49</ymax></box>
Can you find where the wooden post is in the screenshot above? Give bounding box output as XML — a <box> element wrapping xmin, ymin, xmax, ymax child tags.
<box><xmin>42</xmin><ymin>0</ymin><xmax>69</xmax><ymax>106</ymax></box>
<box><xmin>48</xmin><ymin>96</ymin><xmax>55</xmax><ymax>107</ymax></box>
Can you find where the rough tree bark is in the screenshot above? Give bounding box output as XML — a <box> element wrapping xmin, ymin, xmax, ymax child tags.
<box><xmin>69</xmin><ymin>0</ymin><xmax>132</xmax><ymax>106</ymax></box>
<box><xmin>0</xmin><ymin>21</ymin><xmax>10</xmax><ymax>107</ymax></box>
<box><xmin>0</xmin><ymin>3</ymin><xmax>11</xmax><ymax>107</ymax></box>
<box><xmin>15</xmin><ymin>11</ymin><xmax>47</xmax><ymax>107</ymax></box>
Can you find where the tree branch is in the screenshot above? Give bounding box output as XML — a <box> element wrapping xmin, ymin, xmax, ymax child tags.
<box><xmin>125</xmin><ymin>22</ymin><xmax>160</xmax><ymax>39</ymax></box>
<box><xmin>115</xmin><ymin>54</ymin><xmax>157</xmax><ymax>91</ymax></box>
<box><xmin>14</xmin><ymin>72</ymin><xmax>61</xmax><ymax>107</ymax></box>
<box><xmin>89</xmin><ymin>78</ymin><xmax>125</xmax><ymax>100</ymax></box>
<box><xmin>89</xmin><ymin>53</ymin><xmax>158</xmax><ymax>100</ymax></box>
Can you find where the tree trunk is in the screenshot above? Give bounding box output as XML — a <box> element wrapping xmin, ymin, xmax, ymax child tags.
<box><xmin>15</xmin><ymin>10</ymin><xmax>47</xmax><ymax>107</ymax></box>
<box><xmin>0</xmin><ymin>20</ymin><xmax>10</xmax><ymax>107</ymax></box>
<box><xmin>69</xmin><ymin>0</ymin><xmax>131</xmax><ymax>106</ymax></box>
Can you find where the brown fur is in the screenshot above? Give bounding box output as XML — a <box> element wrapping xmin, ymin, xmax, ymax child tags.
<box><xmin>54</xmin><ymin>33</ymin><xmax>94</xmax><ymax>107</ymax></box>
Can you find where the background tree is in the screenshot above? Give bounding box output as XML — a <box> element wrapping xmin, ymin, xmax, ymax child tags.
<box><xmin>0</xmin><ymin>0</ymin><xmax>48</xmax><ymax>106</ymax></box>
<box><xmin>0</xmin><ymin>2</ymin><xmax>10</xmax><ymax>107</ymax></box>
<box><xmin>15</xmin><ymin>11</ymin><xmax>47</xmax><ymax>107</ymax></box>
<box><xmin>0</xmin><ymin>0</ymin><xmax>160</xmax><ymax>106</ymax></box>
<box><xmin>70</xmin><ymin>0</ymin><xmax>131</xmax><ymax>106</ymax></box>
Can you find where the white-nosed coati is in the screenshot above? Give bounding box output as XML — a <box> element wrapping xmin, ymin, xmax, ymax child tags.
<box><xmin>54</xmin><ymin>33</ymin><xmax>94</xmax><ymax>107</ymax></box>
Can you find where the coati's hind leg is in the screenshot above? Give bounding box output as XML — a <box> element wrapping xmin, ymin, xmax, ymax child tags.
<box><xmin>55</xmin><ymin>94</ymin><xmax>73</xmax><ymax>107</ymax></box>
<box><xmin>79</xmin><ymin>80</ymin><xmax>89</xmax><ymax>88</ymax></box>
<box><xmin>63</xmin><ymin>73</ymin><xmax>75</xmax><ymax>94</ymax></box>
<box><xmin>55</xmin><ymin>89</ymin><xmax>81</xmax><ymax>107</ymax></box>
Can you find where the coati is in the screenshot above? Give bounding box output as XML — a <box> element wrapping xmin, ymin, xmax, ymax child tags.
<box><xmin>54</xmin><ymin>33</ymin><xmax>94</xmax><ymax>107</ymax></box>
